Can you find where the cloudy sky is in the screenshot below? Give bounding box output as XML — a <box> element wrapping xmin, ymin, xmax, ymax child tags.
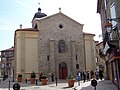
<box><xmin>0</xmin><ymin>0</ymin><xmax>102</xmax><ymax>51</ymax></box>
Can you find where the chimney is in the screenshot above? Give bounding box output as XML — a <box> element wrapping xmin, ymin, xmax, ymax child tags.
<box><xmin>20</xmin><ymin>24</ymin><xmax>22</xmax><ymax>29</ymax></box>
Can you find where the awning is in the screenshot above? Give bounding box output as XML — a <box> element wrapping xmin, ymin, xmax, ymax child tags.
<box><xmin>109</xmin><ymin>56</ymin><xmax>120</xmax><ymax>62</ymax></box>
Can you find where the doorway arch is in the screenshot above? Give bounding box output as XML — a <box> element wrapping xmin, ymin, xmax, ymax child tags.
<box><xmin>59</xmin><ymin>62</ymin><xmax>68</xmax><ymax>79</ymax></box>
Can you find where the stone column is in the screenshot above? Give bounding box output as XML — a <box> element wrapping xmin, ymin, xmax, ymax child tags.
<box><xmin>70</xmin><ymin>41</ymin><xmax>76</xmax><ymax>75</ymax></box>
<box><xmin>49</xmin><ymin>40</ymin><xmax>55</xmax><ymax>75</ymax></box>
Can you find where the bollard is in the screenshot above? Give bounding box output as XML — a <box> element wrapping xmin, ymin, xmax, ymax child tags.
<box><xmin>9</xmin><ymin>81</ymin><xmax>10</xmax><ymax>90</ymax></box>
<box><xmin>78</xmin><ymin>80</ymin><xmax>80</xmax><ymax>86</ymax></box>
<box><xmin>91</xmin><ymin>79</ymin><xmax>97</xmax><ymax>90</ymax></box>
<box><xmin>55</xmin><ymin>77</ymin><xmax>57</xmax><ymax>86</ymax></box>
<box><xmin>13</xmin><ymin>83</ymin><xmax>20</xmax><ymax>90</ymax></box>
<box><xmin>36</xmin><ymin>79</ymin><xmax>37</xmax><ymax>85</ymax></box>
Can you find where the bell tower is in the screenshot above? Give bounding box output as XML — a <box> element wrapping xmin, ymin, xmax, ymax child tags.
<box><xmin>32</xmin><ymin>4</ymin><xmax>47</xmax><ymax>28</ymax></box>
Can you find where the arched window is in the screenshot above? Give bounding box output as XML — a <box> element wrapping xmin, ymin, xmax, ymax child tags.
<box><xmin>58</xmin><ymin>40</ymin><xmax>66</xmax><ymax>53</ymax></box>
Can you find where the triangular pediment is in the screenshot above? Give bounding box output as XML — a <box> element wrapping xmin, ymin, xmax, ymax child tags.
<box><xmin>35</xmin><ymin>12</ymin><xmax>83</xmax><ymax>27</ymax></box>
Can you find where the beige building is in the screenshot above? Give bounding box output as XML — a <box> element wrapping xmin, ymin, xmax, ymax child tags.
<box><xmin>14</xmin><ymin>29</ymin><xmax>39</xmax><ymax>78</ymax></box>
<box><xmin>95</xmin><ymin>42</ymin><xmax>105</xmax><ymax>73</ymax></box>
<box><xmin>14</xmin><ymin>8</ymin><xmax>96</xmax><ymax>79</ymax></box>
<box><xmin>84</xmin><ymin>33</ymin><xmax>96</xmax><ymax>71</ymax></box>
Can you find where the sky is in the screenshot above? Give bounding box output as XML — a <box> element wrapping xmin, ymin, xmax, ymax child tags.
<box><xmin>0</xmin><ymin>0</ymin><xmax>102</xmax><ymax>51</ymax></box>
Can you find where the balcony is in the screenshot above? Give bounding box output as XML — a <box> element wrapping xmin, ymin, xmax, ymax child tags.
<box><xmin>103</xmin><ymin>22</ymin><xmax>119</xmax><ymax>48</ymax></box>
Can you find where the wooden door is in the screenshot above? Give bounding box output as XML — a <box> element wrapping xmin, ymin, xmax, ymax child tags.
<box><xmin>59</xmin><ymin>62</ymin><xmax>67</xmax><ymax>79</ymax></box>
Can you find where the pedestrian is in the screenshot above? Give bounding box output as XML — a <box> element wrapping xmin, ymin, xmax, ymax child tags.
<box><xmin>83</xmin><ymin>70</ymin><xmax>86</xmax><ymax>83</ymax></box>
<box><xmin>95</xmin><ymin>69</ymin><xmax>99</xmax><ymax>80</ymax></box>
<box><xmin>99</xmin><ymin>69</ymin><xmax>103</xmax><ymax>80</ymax></box>
<box><xmin>81</xmin><ymin>71</ymin><xmax>83</xmax><ymax>80</ymax></box>
<box><xmin>39</xmin><ymin>71</ymin><xmax>43</xmax><ymax>81</ymax></box>
<box><xmin>51</xmin><ymin>73</ymin><xmax>54</xmax><ymax>82</ymax></box>
<box><xmin>76</xmin><ymin>72</ymin><xmax>81</xmax><ymax>86</ymax></box>
<box><xmin>86</xmin><ymin>71</ymin><xmax>90</xmax><ymax>81</ymax></box>
<box><xmin>90</xmin><ymin>70</ymin><xmax>94</xmax><ymax>79</ymax></box>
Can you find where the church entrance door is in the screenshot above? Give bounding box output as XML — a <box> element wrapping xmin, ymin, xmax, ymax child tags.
<box><xmin>59</xmin><ymin>62</ymin><xmax>67</xmax><ymax>79</ymax></box>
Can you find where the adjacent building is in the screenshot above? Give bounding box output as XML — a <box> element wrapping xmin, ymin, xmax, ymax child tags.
<box><xmin>97</xmin><ymin>0</ymin><xmax>120</xmax><ymax>88</ymax></box>
<box><xmin>95</xmin><ymin>41</ymin><xmax>105</xmax><ymax>76</ymax></box>
<box><xmin>84</xmin><ymin>33</ymin><xmax>96</xmax><ymax>71</ymax></box>
<box><xmin>0</xmin><ymin>47</ymin><xmax>14</xmax><ymax>78</ymax></box>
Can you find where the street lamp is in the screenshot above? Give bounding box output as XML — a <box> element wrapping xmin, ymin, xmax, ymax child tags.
<box><xmin>12</xmin><ymin>67</ymin><xmax>14</xmax><ymax>82</ymax></box>
<box><xmin>104</xmin><ymin>22</ymin><xmax>112</xmax><ymax>33</ymax></box>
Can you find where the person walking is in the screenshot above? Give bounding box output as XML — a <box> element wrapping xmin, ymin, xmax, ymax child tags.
<box><xmin>51</xmin><ymin>73</ymin><xmax>54</xmax><ymax>82</ymax></box>
<box><xmin>90</xmin><ymin>70</ymin><xmax>94</xmax><ymax>79</ymax></box>
<box><xmin>95</xmin><ymin>69</ymin><xmax>99</xmax><ymax>80</ymax></box>
<box><xmin>99</xmin><ymin>69</ymin><xmax>103</xmax><ymax>80</ymax></box>
<box><xmin>86</xmin><ymin>71</ymin><xmax>90</xmax><ymax>81</ymax></box>
<box><xmin>39</xmin><ymin>71</ymin><xmax>43</xmax><ymax>81</ymax></box>
<box><xmin>77</xmin><ymin>72</ymin><xmax>81</xmax><ymax>86</ymax></box>
<box><xmin>83</xmin><ymin>70</ymin><xmax>86</xmax><ymax>83</ymax></box>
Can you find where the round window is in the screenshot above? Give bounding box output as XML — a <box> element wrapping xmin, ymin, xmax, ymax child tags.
<box><xmin>59</xmin><ymin>24</ymin><xmax>63</xmax><ymax>29</ymax></box>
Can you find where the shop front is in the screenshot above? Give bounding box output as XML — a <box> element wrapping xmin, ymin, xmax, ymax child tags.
<box><xmin>108</xmin><ymin>48</ymin><xmax>120</xmax><ymax>88</ymax></box>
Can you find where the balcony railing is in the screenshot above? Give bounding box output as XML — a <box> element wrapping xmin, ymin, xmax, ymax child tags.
<box><xmin>107</xmin><ymin>28</ymin><xmax>119</xmax><ymax>47</ymax></box>
<box><xmin>108</xmin><ymin>27</ymin><xmax>119</xmax><ymax>40</ymax></box>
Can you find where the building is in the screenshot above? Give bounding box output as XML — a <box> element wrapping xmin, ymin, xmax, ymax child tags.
<box><xmin>97</xmin><ymin>0</ymin><xmax>120</xmax><ymax>88</ymax></box>
<box><xmin>14</xmin><ymin>28</ymin><xmax>39</xmax><ymax>79</ymax></box>
<box><xmin>0</xmin><ymin>61</ymin><xmax>1</xmax><ymax>77</ymax></box>
<box><xmin>96</xmin><ymin>41</ymin><xmax>105</xmax><ymax>76</ymax></box>
<box><xmin>14</xmin><ymin>7</ymin><xmax>96</xmax><ymax>79</ymax></box>
<box><xmin>0</xmin><ymin>47</ymin><xmax>14</xmax><ymax>78</ymax></box>
<box><xmin>84</xmin><ymin>33</ymin><xmax>96</xmax><ymax>71</ymax></box>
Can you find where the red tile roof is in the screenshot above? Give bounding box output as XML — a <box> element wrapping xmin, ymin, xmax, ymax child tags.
<box><xmin>0</xmin><ymin>47</ymin><xmax>14</xmax><ymax>52</ymax></box>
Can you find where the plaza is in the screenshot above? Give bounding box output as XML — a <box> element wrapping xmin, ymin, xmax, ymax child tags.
<box><xmin>0</xmin><ymin>77</ymin><xmax>118</xmax><ymax>90</ymax></box>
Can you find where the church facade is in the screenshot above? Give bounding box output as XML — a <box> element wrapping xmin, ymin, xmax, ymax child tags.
<box><xmin>14</xmin><ymin>8</ymin><xmax>96</xmax><ymax>79</ymax></box>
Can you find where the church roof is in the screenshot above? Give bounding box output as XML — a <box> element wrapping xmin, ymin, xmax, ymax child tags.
<box><xmin>16</xmin><ymin>28</ymin><xmax>39</xmax><ymax>32</ymax></box>
<box><xmin>35</xmin><ymin>12</ymin><xmax>84</xmax><ymax>26</ymax></box>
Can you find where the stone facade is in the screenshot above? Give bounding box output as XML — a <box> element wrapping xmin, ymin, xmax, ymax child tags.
<box><xmin>14</xmin><ymin>11</ymin><xmax>97</xmax><ymax>79</ymax></box>
<box><xmin>36</xmin><ymin>12</ymin><xmax>85</xmax><ymax>78</ymax></box>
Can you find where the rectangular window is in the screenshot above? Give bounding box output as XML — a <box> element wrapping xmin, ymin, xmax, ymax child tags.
<box><xmin>76</xmin><ymin>55</ymin><xmax>77</xmax><ymax>60</ymax></box>
<box><xmin>110</xmin><ymin>3</ymin><xmax>117</xmax><ymax>27</ymax></box>
<box><xmin>9</xmin><ymin>51</ymin><xmax>13</xmax><ymax>56</ymax></box>
<box><xmin>47</xmin><ymin>55</ymin><xmax>49</xmax><ymax>61</ymax></box>
<box><xmin>95</xmin><ymin>57</ymin><xmax>99</xmax><ymax>62</ymax></box>
<box><xmin>1</xmin><ymin>64</ymin><xmax>4</xmax><ymax>68</ymax></box>
<box><xmin>104</xmin><ymin>0</ymin><xmax>107</xmax><ymax>9</ymax></box>
<box><xmin>76</xmin><ymin>64</ymin><xmax>79</xmax><ymax>69</ymax></box>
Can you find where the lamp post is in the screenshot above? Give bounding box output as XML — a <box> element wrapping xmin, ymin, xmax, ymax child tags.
<box><xmin>13</xmin><ymin>67</ymin><xmax>14</xmax><ymax>82</ymax></box>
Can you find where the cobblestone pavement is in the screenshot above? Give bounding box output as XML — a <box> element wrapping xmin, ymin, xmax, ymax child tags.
<box><xmin>0</xmin><ymin>78</ymin><xmax>118</xmax><ymax>90</ymax></box>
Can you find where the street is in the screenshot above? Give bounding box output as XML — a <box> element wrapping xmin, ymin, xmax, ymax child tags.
<box><xmin>0</xmin><ymin>78</ymin><xmax>118</xmax><ymax>90</ymax></box>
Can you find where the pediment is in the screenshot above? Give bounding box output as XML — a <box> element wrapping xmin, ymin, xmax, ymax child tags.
<box><xmin>35</xmin><ymin>12</ymin><xmax>83</xmax><ymax>27</ymax></box>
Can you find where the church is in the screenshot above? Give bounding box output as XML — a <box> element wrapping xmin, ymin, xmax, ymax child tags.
<box><xmin>14</xmin><ymin>7</ymin><xmax>96</xmax><ymax>79</ymax></box>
